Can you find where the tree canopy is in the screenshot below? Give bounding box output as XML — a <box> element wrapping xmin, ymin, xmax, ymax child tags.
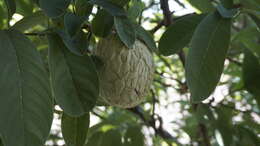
<box><xmin>0</xmin><ymin>0</ymin><xmax>260</xmax><ymax>146</ymax></box>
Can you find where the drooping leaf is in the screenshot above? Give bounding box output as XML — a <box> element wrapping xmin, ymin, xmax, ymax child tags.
<box><xmin>114</xmin><ymin>16</ymin><xmax>136</xmax><ymax>48</ymax></box>
<box><xmin>57</xmin><ymin>30</ymin><xmax>90</xmax><ymax>56</ymax></box>
<box><xmin>62</xmin><ymin>113</ymin><xmax>90</xmax><ymax>146</ymax></box>
<box><xmin>135</xmin><ymin>24</ymin><xmax>157</xmax><ymax>52</ymax></box>
<box><xmin>11</xmin><ymin>11</ymin><xmax>47</xmax><ymax>32</ymax></box>
<box><xmin>248</xmin><ymin>13</ymin><xmax>260</xmax><ymax>31</ymax></box>
<box><xmin>39</xmin><ymin>0</ymin><xmax>71</xmax><ymax>18</ymax></box>
<box><xmin>159</xmin><ymin>14</ymin><xmax>205</xmax><ymax>56</ymax></box>
<box><xmin>186</xmin><ymin>12</ymin><xmax>231</xmax><ymax>103</ymax></box>
<box><xmin>92</xmin><ymin>9</ymin><xmax>114</xmax><ymax>37</ymax></box>
<box><xmin>4</xmin><ymin>0</ymin><xmax>16</xmax><ymax>21</ymax></box>
<box><xmin>48</xmin><ymin>33</ymin><xmax>99</xmax><ymax>116</ymax></box>
<box><xmin>242</xmin><ymin>48</ymin><xmax>260</xmax><ymax>107</ymax></box>
<box><xmin>0</xmin><ymin>29</ymin><xmax>53</xmax><ymax>146</ymax></box>
<box><xmin>127</xmin><ymin>0</ymin><xmax>145</xmax><ymax>22</ymax></box>
<box><xmin>186</xmin><ymin>0</ymin><xmax>214</xmax><ymax>13</ymax></box>
<box><xmin>64</xmin><ymin>12</ymin><xmax>84</xmax><ymax>37</ymax></box>
<box><xmin>89</xmin><ymin>0</ymin><xmax>126</xmax><ymax>17</ymax></box>
<box><xmin>75</xmin><ymin>0</ymin><xmax>93</xmax><ymax>18</ymax></box>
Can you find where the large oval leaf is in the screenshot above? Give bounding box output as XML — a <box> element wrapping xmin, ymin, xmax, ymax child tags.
<box><xmin>242</xmin><ymin>49</ymin><xmax>260</xmax><ymax>107</ymax></box>
<box><xmin>0</xmin><ymin>29</ymin><xmax>53</xmax><ymax>146</ymax></box>
<box><xmin>64</xmin><ymin>12</ymin><xmax>84</xmax><ymax>37</ymax></box>
<box><xmin>39</xmin><ymin>0</ymin><xmax>71</xmax><ymax>18</ymax></box>
<box><xmin>92</xmin><ymin>9</ymin><xmax>114</xmax><ymax>37</ymax></box>
<box><xmin>114</xmin><ymin>16</ymin><xmax>136</xmax><ymax>48</ymax></box>
<box><xmin>135</xmin><ymin>24</ymin><xmax>157</xmax><ymax>52</ymax></box>
<box><xmin>62</xmin><ymin>113</ymin><xmax>90</xmax><ymax>146</ymax></box>
<box><xmin>186</xmin><ymin>0</ymin><xmax>214</xmax><ymax>13</ymax></box>
<box><xmin>75</xmin><ymin>0</ymin><xmax>93</xmax><ymax>18</ymax></box>
<box><xmin>159</xmin><ymin>14</ymin><xmax>205</xmax><ymax>56</ymax></box>
<box><xmin>57</xmin><ymin>30</ymin><xmax>90</xmax><ymax>56</ymax></box>
<box><xmin>185</xmin><ymin>12</ymin><xmax>231</xmax><ymax>103</ymax></box>
<box><xmin>48</xmin><ymin>33</ymin><xmax>99</xmax><ymax>116</ymax></box>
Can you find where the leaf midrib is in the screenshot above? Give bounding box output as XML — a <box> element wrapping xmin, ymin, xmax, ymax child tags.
<box><xmin>5</xmin><ymin>31</ymin><xmax>26</xmax><ymax>145</ymax></box>
<box><xmin>196</xmin><ymin>17</ymin><xmax>223</xmax><ymax>85</ymax></box>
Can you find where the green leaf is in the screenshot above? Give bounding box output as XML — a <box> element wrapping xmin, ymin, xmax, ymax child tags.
<box><xmin>235</xmin><ymin>125</ymin><xmax>260</xmax><ymax>146</ymax></box>
<box><xmin>159</xmin><ymin>14</ymin><xmax>205</xmax><ymax>56</ymax></box>
<box><xmin>216</xmin><ymin>4</ymin><xmax>239</xmax><ymax>18</ymax></box>
<box><xmin>220</xmin><ymin>0</ymin><xmax>233</xmax><ymax>9</ymax></box>
<box><xmin>127</xmin><ymin>0</ymin><xmax>145</xmax><ymax>22</ymax></box>
<box><xmin>11</xmin><ymin>11</ymin><xmax>47</xmax><ymax>32</ymax></box>
<box><xmin>64</xmin><ymin>12</ymin><xmax>84</xmax><ymax>37</ymax></box>
<box><xmin>0</xmin><ymin>29</ymin><xmax>53</xmax><ymax>146</ymax></box>
<box><xmin>248</xmin><ymin>13</ymin><xmax>260</xmax><ymax>31</ymax></box>
<box><xmin>242</xmin><ymin>49</ymin><xmax>260</xmax><ymax>107</ymax></box>
<box><xmin>39</xmin><ymin>0</ymin><xmax>71</xmax><ymax>18</ymax></box>
<box><xmin>135</xmin><ymin>25</ymin><xmax>157</xmax><ymax>52</ymax></box>
<box><xmin>240</xmin><ymin>0</ymin><xmax>260</xmax><ymax>11</ymax></box>
<box><xmin>215</xmin><ymin>107</ymin><xmax>233</xmax><ymax>146</ymax></box>
<box><xmin>57</xmin><ymin>30</ymin><xmax>90</xmax><ymax>56</ymax></box>
<box><xmin>109</xmin><ymin>0</ymin><xmax>130</xmax><ymax>6</ymax></box>
<box><xmin>186</xmin><ymin>12</ymin><xmax>231</xmax><ymax>103</ymax></box>
<box><xmin>85</xmin><ymin>131</ymin><xmax>104</xmax><ymax>146</ymax></box>
<box><xmin>4</xmin><ymin>0</ymin><xmax>16</xmax><ymax>20</ymax></box>
<box><xmin>62</xmin><ymin>113</ymin><xmax>90</xmax><ymax>146</ymax></box>
<box><xmin>0</xmin><ymin>138</ymin><xmax>2</xmax><ymax>146</ymax></box>
<box><xmin>75</xmin><ymin>0</ymin><xmax>93</xmax><ymax>18</ymax></box>
<box><xmin>48</xmin><ymin>33</ymin><xmax>99</xmax><ymax>116</ymax></box>
<box><xmin>186</xmin><ymin>0</ymin><xmax>214</xmax><ymax>13</ymax></box>
<box><xmin>100</xmin><ymin>129</ymin><xmax>123</xmax><ymax>146</ymax></box>
<box><xmin>89</xmin><ymin>0</ymin><xmax>126</xmax><ymax>16</ymax></box>
<box><xmin>124</xmin><ymin>126</ymin><xmax>144</xmax><ymax>146</ymax></box>
<box><xmin>92</xmin><ymin>9</ymin><xmax>114</xmax><ymax>37</ymax></box>
<box><xmin>114</xmin><ymin>16</ymin><xmax>136</xmax><ymax>48</ymax></box>
<box><xmin>16</xmin><ymin>0</ymin><xmax>34</xmax><ymax>16</ymax></box>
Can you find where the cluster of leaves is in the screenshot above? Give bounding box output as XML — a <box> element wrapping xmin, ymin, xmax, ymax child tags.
<box><xmin>0</xmin><ymin>0</ymin><xmax>259</xmax><ymax>146</ymax></box>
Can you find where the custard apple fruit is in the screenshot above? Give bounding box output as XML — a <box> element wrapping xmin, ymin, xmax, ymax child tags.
<box><xmin>94</xmin><ymin>35</ymin><xmax>154</xmax><ymax>108</ymax></box>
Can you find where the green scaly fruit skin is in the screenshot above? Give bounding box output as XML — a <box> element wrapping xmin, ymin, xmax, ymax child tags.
<box><xmin>94</xmin><ymin>35</ymin><xmax>154</xmax><ymax>108</ymax></box>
